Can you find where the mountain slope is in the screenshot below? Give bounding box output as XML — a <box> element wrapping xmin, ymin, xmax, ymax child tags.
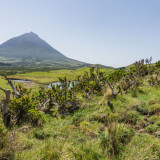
<box><xmin>0</xmin><ymin>32</ymin><xmax>86</xmax><ymax>67</ymax></box>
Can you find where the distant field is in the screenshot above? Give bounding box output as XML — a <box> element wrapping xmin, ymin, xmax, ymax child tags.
<box><xmin>0</xmin><ymin>76</ymin><xmax>39</xmax><ymax>100</ymax></box>
<box><xmin>0</xmin><ymin>76</ymin><xmax>11</xmax><ymax>99</ymax></box>
<box><xmin>9</xmin><ymin>67</ymin><xmax>114</xmax><ymax>84</ymax></box>
<box><xmin>0</xmin><ymin>67</ymin><xmax>113</xmax><ymax>99</ymax></box>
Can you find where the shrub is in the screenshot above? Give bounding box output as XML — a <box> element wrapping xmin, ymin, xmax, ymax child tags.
<box><xmin>50</xmin><ymin>77</ymin><xmax>80</xmax><ymax>115</ymax></box>
<box><xmin>9</xmin><ymin>96</ymin><xmax>42</xmax><ymax>125</ymax></box>
<box><xmin>76</xmin><ymin>67</ymin><xmax>106</xmax><ymax>95</ymax></box>
<box><xmin>28</xmin><ymin>109</ymin><xmax>43</xmax><ymax>126</ymax></box>
<box><xmin>155</xmin><ymin>60</ymin><xmax>160</xmax><ymax>68</ymax></box>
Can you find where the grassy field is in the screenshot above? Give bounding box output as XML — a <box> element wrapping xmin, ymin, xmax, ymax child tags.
<box><xmin>0</xmin><ymin>76</ymin><xmax>39</xmax><ymax>100</ymax></box>
<box><xmin>1</xmin><ymin>65</ymin><xmax>160</xmax><ymax>159</ymax></box>
<box><xmin>0</xmin><ymin>85</ymin><xmax>160</xmax><ymax>159</ymax></box>
<box><xmin>1</xmin><ymin>67</ymin><xmax>112</xmax><ymax>99</ymax></box>
<box><xmin>0</xmin><ymin>76</ymin><xmax>11</xmax><ymax>99</ymax></box>
<box><xmin>9</xmin><ymin>67</ymin><xmax>113</xmax><ymax>84</ymax></box>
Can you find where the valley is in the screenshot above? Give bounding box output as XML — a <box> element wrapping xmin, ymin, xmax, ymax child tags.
<box><xmin>8</xmin><ymin>67</ymin><xmax>113</xmax><ymax>84</ymax></box>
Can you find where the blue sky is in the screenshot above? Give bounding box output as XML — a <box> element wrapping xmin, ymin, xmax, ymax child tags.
<box><xmin>0</xmin><ymin>0</ymin><xmax>160</xmax><ymax>67</ymax></box>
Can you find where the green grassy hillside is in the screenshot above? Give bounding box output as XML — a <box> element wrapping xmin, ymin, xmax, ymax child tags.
<box><xmin>0</xmin><ymin>85</ymin><xmax>160</xmax><ymax>160</ymax></box>
<box><xmin>0</xmin><ymin>60</ymin><xmax>160</xmax><ymax>159</ymax></box>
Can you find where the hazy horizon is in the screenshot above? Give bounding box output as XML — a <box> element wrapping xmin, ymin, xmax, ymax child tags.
<box><xmin>0</xmin><ymin>0</ymin><xmax>160</xmax><ymax>67</ymax></box>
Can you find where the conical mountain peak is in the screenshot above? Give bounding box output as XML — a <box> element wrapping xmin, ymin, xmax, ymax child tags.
<box><xmin>22</xmin><ymin>31</ymin><xmax>38</xmax><ymax>36</ymax></box>
<box><xmin>0</xmin><ymin>32</ymin><xmax>86</xmax><ymax>67</ymax></box>
<box><xmin>0</xmin><ymin>32</ymin><xmax>65</xmax><ymax>58</ymax></box>
<box><xmin>18</xmin><ymin>32</ymin><xmax>40</xmax><ymax>39</ymax></box>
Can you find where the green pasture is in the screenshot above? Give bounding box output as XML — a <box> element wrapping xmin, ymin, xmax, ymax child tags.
<box><xmin>9</xmin><ymin>67</ymin><xmax>113</xmax><ymax>84</ymax></box>
<box><xmin>0</xmin><ymin>77</ymin><xmax>11</xmax><ymax>99</ymax></box>
<box><xmin>0</xmin><ymin>76</ymin><xmax>39</xmax><ymax>100</ymax></box>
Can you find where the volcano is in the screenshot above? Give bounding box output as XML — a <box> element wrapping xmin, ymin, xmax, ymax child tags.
<box><xmin>0</xmin><ymin>32</ymin><xmax>86</xmax><ymax>67</ymax></box>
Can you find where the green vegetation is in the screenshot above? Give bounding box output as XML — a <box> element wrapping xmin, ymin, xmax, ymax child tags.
<box><xmin>0</xmin><ymin>76</ymin><xmax>38</xmax><ymax>100</ymax></box>
<box><xmin>0</xmin><ymin>58</ymin><xmax>160</xmax><ymax>159</ymax></box>
<box><xmin>0</xmin><ymin>76</ymin><xmax>11</xmax><ymax>99</ymax></box>
<box><xmin>9</xmin><ymin>67</ymin><xmax>113</xmax><ymax>84</ymax></box>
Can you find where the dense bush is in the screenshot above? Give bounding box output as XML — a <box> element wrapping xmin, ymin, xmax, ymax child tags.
<box><xmin>9</xmin><ymin>95</ymin><xmax>42</xmax><ymax>125</ymax></box>
<box><xmin>76</xmin><ymin>67</ymin><xmax>106</xmax><ymax>96</ymax></box>
<box><xmin>51</xmin><ymin>77</ymin><xmax>80</xmax><ymax>114</ymax></box>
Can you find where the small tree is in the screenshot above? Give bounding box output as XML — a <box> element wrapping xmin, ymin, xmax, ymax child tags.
<box><xmin>76</xmin><ymin>67</ymin><xmax>106</xmax><ymax>96</ymax></box>
<box><xmin>106</xmin><ymin>69</ymin><xmax>125</xmax><ymax>96</ymax></box>
<box><xmin>0</xmin><ymin>76</ymin><xmax>21</xmax><ymax>126</ymax></box>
